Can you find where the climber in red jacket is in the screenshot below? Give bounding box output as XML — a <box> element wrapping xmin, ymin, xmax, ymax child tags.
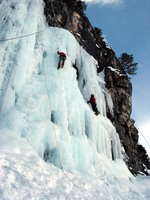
<box><xmin>57</xmin><ymin>51</ymin><xmax>66</xmax><ymax>69</ymax></box>
<box><xmin>87</xmin><ymin>94</ymin><xmax>100</xmax><ymax>115</ymax></box>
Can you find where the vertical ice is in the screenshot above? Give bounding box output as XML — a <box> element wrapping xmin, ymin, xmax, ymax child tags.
<box><xmin>0</xmin><ymin>0</ymin><xmax>122</xmax><ymax>174</ymax></box>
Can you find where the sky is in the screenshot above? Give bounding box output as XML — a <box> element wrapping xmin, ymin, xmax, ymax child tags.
<box><xmin>85</xmin><ymin>0</ymin><xmax>150</xmax><ymax>155</ymax></box>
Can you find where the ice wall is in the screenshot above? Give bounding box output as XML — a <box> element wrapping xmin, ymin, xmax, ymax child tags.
<box><xmin>0</xmin><ymin>0</ymin><xmax>122</xmax><ymax>175</ymax></box>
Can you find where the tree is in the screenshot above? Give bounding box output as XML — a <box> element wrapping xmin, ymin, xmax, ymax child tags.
<box><xmin>63</xmin><ymin>0</ymin><xmax>87</xmax><ymax>12</ymax></box>
<box><xmin>94</xmin><ymin>27</ymin><xmax>103</xmax><ymax>37</ymax></box>
<box><xmin>76</xmin><ymin>1</ymin><xmax>87</xmax><ymax>12</ymax></box>
<box><xmin>119</xmin><ymin>53</ymin><xmax>138</xmax><ymax>77</ymax></box>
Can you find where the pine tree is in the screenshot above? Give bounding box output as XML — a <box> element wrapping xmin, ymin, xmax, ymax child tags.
<box><xmin>119</xmin><ymin>53</ymin><xmax>138</xmax><ymax>77</ymax></box>
<box><xmin>75</xmin><ymin>0</ymin><xmax>87</xmax><ymax>12</ymax></box>
<box><xmin>94</xmin><ymin>27</ymin><xmax>103</xmax><ymax>36</ymax></box>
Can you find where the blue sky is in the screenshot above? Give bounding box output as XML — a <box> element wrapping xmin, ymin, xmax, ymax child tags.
<box><xmin>85</xmin><ymin>0</ymin><xmax>150</xmax><ymax>154</ymax></box>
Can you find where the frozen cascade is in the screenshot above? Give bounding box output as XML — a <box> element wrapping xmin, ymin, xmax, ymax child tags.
<box><xmin>0</xmin><ymin>0</ymin><xmax>122</xmax><ymax>175</ymax></box>
<box><xmin>1</xmin><ymin>1</ymin><xmax>150</xmax><ymax>199</ymax></box>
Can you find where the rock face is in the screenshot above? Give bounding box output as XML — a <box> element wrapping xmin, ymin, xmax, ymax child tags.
<box><xmin>43</xmin><ymin>0</ymin><xmax>150</xmax><ymax>175</ymax></box>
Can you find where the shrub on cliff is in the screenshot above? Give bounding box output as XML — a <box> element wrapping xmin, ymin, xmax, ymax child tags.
<box><xmin>76</xmin><ymin>0</ymin><xmax>87</xmax><ymax>12</ymax></box>
<box><xmin>119</xmin><ymin>53</ymin><xmax>138</xmax><ymax>77</ymax></box>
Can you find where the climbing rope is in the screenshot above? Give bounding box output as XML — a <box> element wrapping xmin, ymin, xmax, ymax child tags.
<box><xmin>0</xmin><ymin>23</ymin><xmax>79</xmax><ymax>188</ymax></box>
<box><xmin>0</xmin><ymin>27</ymin><xmax>48</xmax><ymax>42</ymax></box>
<box><xmin>135</xmin><ymin>123</ymin><xmax>150</xmax><ymax>148</ymax></box>
<box><xmin>54</xmin><ymin>27</ymin><xmax>60</xmax><ymax>52</ymax></box>
<box><xmin>43</xmin><ymin>56</ymin><xmax>79</xmax><ymax>189</ymax></box>
<box><xmin>0</xmin><ymin>27</ymin><xmax>49</xmax><ymax>113</ymax></box>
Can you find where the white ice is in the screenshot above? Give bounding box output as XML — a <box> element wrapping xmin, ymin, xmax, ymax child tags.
<box><xmin>0</xmin><ymin>0</ymin><xmax>150</xmax><ymax>199</ymax></box>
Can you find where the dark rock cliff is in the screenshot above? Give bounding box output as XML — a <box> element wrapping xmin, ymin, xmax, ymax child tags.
<box><xmin>43</xmin><ymin>0</ymin><xmax>150</xmax><ymax>175</ymax></box>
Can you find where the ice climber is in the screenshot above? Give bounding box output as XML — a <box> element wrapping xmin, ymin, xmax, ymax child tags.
<box><xmin>87</xmin><ymin>94</ymin><xmax>100</xmax><ymax>115</ymax></box>
<box><xmin>57</xmin><ymin>51</ymin><xmax>66</xmax><ymax>69</ymax></box>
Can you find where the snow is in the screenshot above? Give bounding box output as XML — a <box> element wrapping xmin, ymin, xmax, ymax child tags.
<box><xmin>0</xmin><ymin>0</ymin><xmax>150</xmax><ymax>199</ymax></box>
<box><xmin>107</xmin><ymin>66</ymin><xmax>126</xmax><ymax>77</ymax></box>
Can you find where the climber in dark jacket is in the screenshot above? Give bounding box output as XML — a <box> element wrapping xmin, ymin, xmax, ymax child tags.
<box><xmin>57</xmin><ymin>51</ymin><xmax>66</xmax><ymax>69</ymax></box>
<box><xmin>87</xmin><ymin>94</ymin><xmax>99</xmax><ymax>115</ymax></box>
